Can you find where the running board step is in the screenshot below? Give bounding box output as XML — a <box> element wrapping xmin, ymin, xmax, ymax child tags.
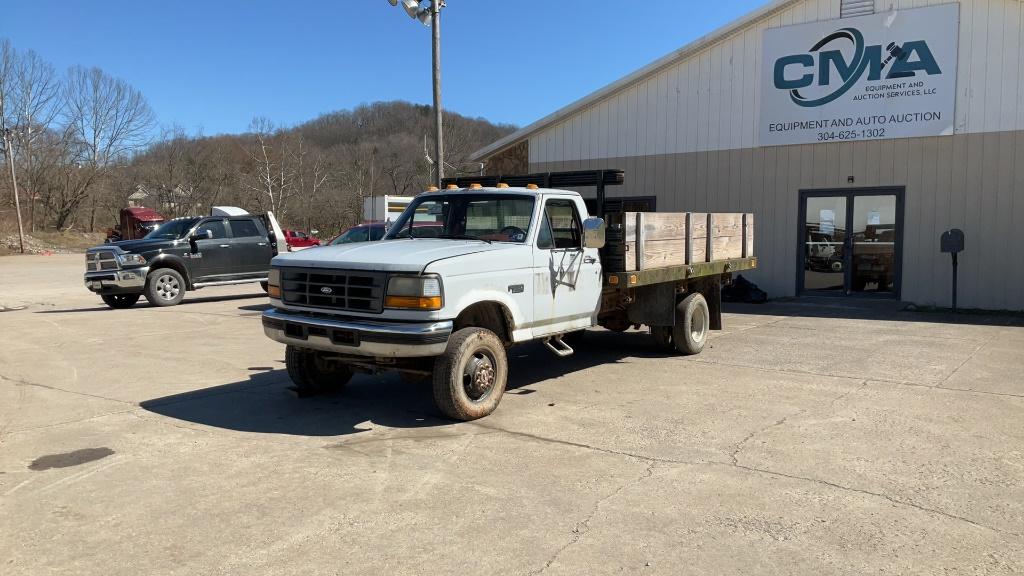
<box><xmin>543</xmin><ymin>336</ymin><xmax>574</xmax><ymax>357</ymax></box>
<box><xmin>193</xmin><ymin>278</ymin><xmax>268</xmax><ymax>288</ymax></box>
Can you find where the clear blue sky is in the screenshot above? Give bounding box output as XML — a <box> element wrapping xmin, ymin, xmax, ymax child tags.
<box><xmin>0</xmin><ymin>0</ymin><xmax>767</xmax><ymax>136</ymax></box>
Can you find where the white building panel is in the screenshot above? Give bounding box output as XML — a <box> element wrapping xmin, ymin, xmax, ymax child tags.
<box><xmin>528</xmin><ymin>0</ymin><xmax>1023</xmax><ymax>164</ymax></box>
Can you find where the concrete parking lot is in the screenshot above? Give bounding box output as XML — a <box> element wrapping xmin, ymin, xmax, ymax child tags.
<box><xmin>1</xmin><ymin>253</ymin><xmax>1022</xmax><ymax>575</ymax></box>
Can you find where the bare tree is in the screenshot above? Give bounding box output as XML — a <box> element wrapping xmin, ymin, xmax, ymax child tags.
<box><xmin>60</xmin><ymin>65</ymin><xmax>154</xmax><ymax>230</ymax></box>
<box><xmin>239</xmin><ymin>118</ymin><xmax>297</xmax><ymax>218</ymax></box>
<box><xmin>10</xmin><ymin>48</ymin><xmax>60</xmax><ymax>231</ymax></box>
<box><xmin>290</xmin><ymin>134</ymin><xmax>330</xmax><ymax>231</ymax></box>
<box><xmin>0</xmin><ymin>39</ymin><xmax>27</xmax><ymax>251</ymax></box>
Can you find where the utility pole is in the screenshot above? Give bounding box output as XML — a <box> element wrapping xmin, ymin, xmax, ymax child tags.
<box><xmin>431</xmin><ymin>0</ymin><xmax>444</xmax><ymax>188</ymax></box>
<box><xmin>387</xmin><ymin>0</ymin><xmax>445</xmax><ymax>187</ymax></box>
<box><xmin>2</xmin><ymin>127</ymin><xmax>25</xmax><ymax>253</ymax></box>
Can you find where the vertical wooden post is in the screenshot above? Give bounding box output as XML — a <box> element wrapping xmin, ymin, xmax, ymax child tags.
<box><xmin>684</xmin><ymin>211</ymin><xmax>692</xmax><ymax>264</ymax></box>
<box><xmin>742</xmin><ymin>213</ymin><xmax>749</xmax><ymax>258</ymax></box>
<box><xmin>706</xmin><ymin>213</ymin><xmax>714</xmax><ymax>262</ymax></box>
<box><xmin>635</xmin><ymin>212</ymin><xmax>645</xmax><ymax>271</ymax></box>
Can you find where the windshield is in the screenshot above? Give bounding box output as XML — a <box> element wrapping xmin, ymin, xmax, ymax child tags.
<box><xmin>330</xmin><ymin>226</ymin><xmax>385</xmax><ymax>244</ymax></box>
<box><xmin>144</xmin><ymin>217</ymin><xmax>201</xmax><ymax>240</ymax></box>
<box><xmin>385</xmin><ymin>194</ymin><xmax>535</xmax><ymax>243</ymax></box>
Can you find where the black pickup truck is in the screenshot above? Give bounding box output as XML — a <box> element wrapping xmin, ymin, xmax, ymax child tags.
<box><xmin>84</xmin><ymin>210</ymin><xmax>284</xmax><ymax>308</ymax></box>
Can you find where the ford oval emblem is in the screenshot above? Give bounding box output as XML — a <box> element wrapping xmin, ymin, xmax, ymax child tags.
<box><xmin>320</xmin><ymin>286</ymin><xmax>333</xmax><ymax>295</ymax></box>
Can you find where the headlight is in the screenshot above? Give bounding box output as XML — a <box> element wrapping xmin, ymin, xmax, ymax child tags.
<box><xmin>267</xmin><ymin>268</ymin><xmax>281</xmax><ymax>298</ymax></box>
<box><xmin>117</xmin><ymin>253</ymin><xmax>147</xmax><ymax>266</ymax></box>
<box><xmin>385</xmin><ymin>275</ymin><xmax>443</xmax><ymax>310</ymax></box>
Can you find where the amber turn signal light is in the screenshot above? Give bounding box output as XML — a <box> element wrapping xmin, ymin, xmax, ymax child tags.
<box><xmin>385</xmin><ymin>295</ymin><xmax>442</xmax><ymax>310</ymax></box>
<box><xmin>268</xmin><ymin>285</ymin><xmax>282</xmax><ymax>298</ymax></box>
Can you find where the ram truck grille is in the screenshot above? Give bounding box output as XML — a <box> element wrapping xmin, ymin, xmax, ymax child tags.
<box><xmin>86</xmin><ymin>250</ymin><xmax>119</xmax><ymax>272</ymax></box>
<box><xmin>279</xmin><ymin>268</ymin><xmax>385</xmax><ymax>313</ymax></box>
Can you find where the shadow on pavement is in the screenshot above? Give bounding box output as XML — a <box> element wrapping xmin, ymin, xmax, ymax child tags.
<box><xmin>725</xmin><ymin>298</ymin><xmax>1024</xmax><ymax>327</ymax></box>
<box><xmin>140</xmin><ymin>330</ymin><xmax>670</xmax><ymax>436</ymax></box>
<box><xmin>36</xmin><ymin>293</ymin><xmax>265</xmax><ymax>314</ymax></box>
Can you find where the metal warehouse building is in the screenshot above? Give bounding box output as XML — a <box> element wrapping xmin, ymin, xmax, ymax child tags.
<box><xmin>471</xmin><ymin>0</ymin><xmax>1024</xmax><ymax>311</ymax></box>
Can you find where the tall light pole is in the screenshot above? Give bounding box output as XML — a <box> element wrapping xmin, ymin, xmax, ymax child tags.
<box><xmin>388</xmin><ymin>0</ymin><xmax>445</xmax><ymax>188</ymax></box>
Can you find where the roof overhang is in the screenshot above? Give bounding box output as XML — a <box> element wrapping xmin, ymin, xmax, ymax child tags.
<box><xmin>469</xmin><ymin>0</ymin><xmax>802</xmax><ymax>162</ymax></box>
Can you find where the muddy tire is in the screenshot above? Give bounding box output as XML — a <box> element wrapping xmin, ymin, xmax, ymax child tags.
<box><xmin>101</xmin><ymin>294</ymin><xmax>140</xmax><ymax>309</ymax></box>
<box><xmin>672</xmin><ymin>293</ymin><xmax>709</xmax><ymax>355</ymax></box>
<box><xmin>285</xmin><ymin>345</ymin><xmax>353</xmax><ymax>397</ymax></box>
<box><xmin>432</xmin><ymin>327</ymin><xmax>507</xmax><ymax>421</ymax></box>
<box><xmin>144</xmin><ymin>268</ymin><xmax>186</xmax><ymax>307</ymax></box>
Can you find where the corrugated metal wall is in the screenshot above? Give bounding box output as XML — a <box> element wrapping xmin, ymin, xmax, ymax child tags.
<box><xmin>516</xmin><ymin>0</ymin><xmax>1024</xmax><ymax>310</ymax></box>
<box><xmin>533</xmin><ymin>130</ymin><xmax>1024</xmax><ymax>311</ymax></box>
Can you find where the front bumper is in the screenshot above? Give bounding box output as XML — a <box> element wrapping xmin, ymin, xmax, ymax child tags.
<box><xmin>84</xmin><ymin>266</ymin><xmax>148</xmax><ymax>294</ymax></box>
<box><xmin>261</xmin><ymin>308</ymin><xmax>452</xmax><ymax>358</ymax></box>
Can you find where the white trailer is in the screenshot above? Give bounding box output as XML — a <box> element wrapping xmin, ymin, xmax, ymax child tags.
<box><xmin>363</xmin><ymin>195</ymin><xmax>414</xmax><ymax>224</ymax></box>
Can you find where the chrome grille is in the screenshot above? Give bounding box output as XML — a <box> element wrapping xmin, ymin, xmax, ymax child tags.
<box><xmin>279</xmin><ymin>268</ymin><xmax>385</xmax><ymax>313</ymax></box>
<box><xmin>86</xmin><ymin>250</ymin><xmax>119</xmax><ymax>272</ymax></box>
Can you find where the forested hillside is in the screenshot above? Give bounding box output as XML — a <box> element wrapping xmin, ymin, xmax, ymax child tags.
<box><xmin>129</xmin><ymin>102</ymin><xmax>514</xmax><ymax>234</ymax></box>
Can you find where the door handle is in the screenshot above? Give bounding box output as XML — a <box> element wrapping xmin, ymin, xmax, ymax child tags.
<box><xmin>584</xmin><ymin>256</ymin><xmax>597</xmax><ymax>264</ymax></box>
<box><xmin>219</xmin><ymin>244</ymin><xmax>230</xmax><ymax>248</ymax></box>
<box><xmin>257</xmin><ymin>242</ymin><xmax>267</xmax><ymax>246</ymax></box>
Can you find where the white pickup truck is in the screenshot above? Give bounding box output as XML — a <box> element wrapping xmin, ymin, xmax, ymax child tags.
<box><xmin>262</xmin><ymin>181</ymin><xmax>756</xmax><ymax>420</ymax></box>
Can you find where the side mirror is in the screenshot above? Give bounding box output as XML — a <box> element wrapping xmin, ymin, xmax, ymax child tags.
<box><xmin>582</xmin><ymin>217</ymin><xmax>606</xmax><ymax>249</ymax></box>
<box><xmin>191</xmin><ymin>229</ymin><xmax>213</xmax><ymax>241</ymax></box>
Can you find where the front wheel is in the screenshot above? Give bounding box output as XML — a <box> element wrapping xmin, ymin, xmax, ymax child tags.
<box><xmin>144</xmin><ymin>268</ymin><xmax>186</xmax><ymax>307</ymax></box>
<box><xmin>285</xmin><ymin>345</ymin><xmax>353</xmax><ymax>397</ymax></box>
<box><xmin>672</xmin><ymin>293</ymin><xmax>710</xmax><ymax>355</ymax></box>
<box><xmin>101</xmin><ymin>294</ymin><xmax>140</xmax><ymax>309</ymax></box>
<box><xmin>432</xmin><ymin>327</ymin><xmax>508</xmax><ymax>421</ymax></box>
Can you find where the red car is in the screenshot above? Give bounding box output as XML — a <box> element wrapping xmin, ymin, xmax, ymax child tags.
<box><xmin>282</xmin><ymin>229</ymin><xmax>321</xmax><ymax>250</ymax></box>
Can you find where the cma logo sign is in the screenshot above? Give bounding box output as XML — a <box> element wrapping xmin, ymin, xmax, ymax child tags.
<box><xmin>773</xmin><ymin>27</ymin><xmax>942</xmax><ymax>107</ymax></box>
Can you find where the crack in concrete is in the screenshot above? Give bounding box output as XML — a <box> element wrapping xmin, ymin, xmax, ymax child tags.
<box><xmin>475</xmin><ymin>421</ymin><xmax>1013</xmax><ymax>540</ymax></box>
<box><xmin>0</xmin><ymin>372</ymin><xmax>133</xmax><ymax>406</ymax></box>
<box><xmin>936</xmin><ymin>333</ymin><xmax>999</xmax><ymax>389</ymax></box>
<box><xmin>469</xmin><ymin>422</ymin><xmax>700</xmax><ymax>467</ymax></box>
<box><xmin>1</xmin><ymin>407</ymin><xmax>140</xmax><ymax>440</ymax></box>
<box><xmin>685</xmin><ymin>358</ymin><xmax>1024</xmax><ymax>399</ymax></box>
<box><xmin>528</xmin><ymin>459</ymin><xmax>658</xmax><ymax>575</ymax></box>
<box><xmin>729</xmin><ymin>380</ymin><xmax>867</xmax><ymax>466</ymax></box>
<box><xmin>725</xmin><ymin>461</ymin><xmax>1017</xmax><ymax>537</ymax></box>
<box><xmin>729</xmin><ymin>410</ymin><xmax>805</xmax><ymax>466</ymax></box>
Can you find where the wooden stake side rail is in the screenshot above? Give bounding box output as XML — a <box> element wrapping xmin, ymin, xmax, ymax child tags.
<box><xmin>604</xmin><ymin>257</ymin><xmax>758</xmax><ymax>289</ymax></box>
<box><xmin>618</xmin><ymin>212</ymin><xmax>754</xmax><ymax>272</ymax></box>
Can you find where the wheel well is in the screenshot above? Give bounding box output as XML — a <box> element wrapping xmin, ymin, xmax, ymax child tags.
<box><xmin>148</xmin><ymin>259</ymin><xmax>191</xmax><ymax>289</ymax></box>
<box><xmin>453</xmin><ymin>302</ymin><xmax>513</xmax><ymax>345</ymax></box>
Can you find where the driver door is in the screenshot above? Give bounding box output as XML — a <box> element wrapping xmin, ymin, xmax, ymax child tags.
<box><xmin>531</xmin><ymin>198</ymin><xmax>602</xmax><ymax>337</ymax></box>
<box><xmin>189</xmin><ymin>218</ymin><xmax>233</xmax><ymax>281</ymax></box>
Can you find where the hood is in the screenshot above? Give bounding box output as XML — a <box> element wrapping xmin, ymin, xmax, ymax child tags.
<box><xmin>271</xmin><ymin>239</ymin><xmax>518</xmax><ymax>272</ymax></box>
<box><xmin>100</xmin><ymin>238</ymin><xmax>177</xmax><ymax>253</ymax></box>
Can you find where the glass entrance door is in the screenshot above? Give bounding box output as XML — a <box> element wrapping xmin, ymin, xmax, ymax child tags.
<box><xmin>851</xmin><ymin>195</ymin><xmax>897</xmax><ymax>294</ymax></box>
<box><xmin>799</xmin><ymin>189</ymin><xmax>902</xmax><ymax>297</ymax></box>
<box><xmin>803</xmin><ymin>196</ymin><xmax>847</xmax><ymax>292</ymax></box>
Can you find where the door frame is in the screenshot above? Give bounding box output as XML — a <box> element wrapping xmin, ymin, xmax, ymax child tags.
<box><xmin>796</xmin><ymin>186</ymin><xmax>905</xmax><ymax>299</ymax></box>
